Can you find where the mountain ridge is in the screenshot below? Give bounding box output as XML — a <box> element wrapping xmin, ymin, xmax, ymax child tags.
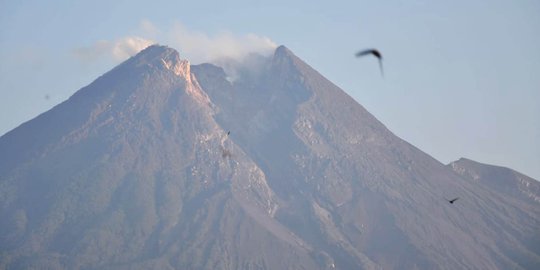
<box><xmin>1</xmin><ymin>44</ymin><xmax>538</xmax><ymax>270</ymax></box>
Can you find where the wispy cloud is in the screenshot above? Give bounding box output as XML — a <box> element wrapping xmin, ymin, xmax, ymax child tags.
<box><xmin>73</xmin><ymin>36</ymin><xmax>154</xmax><ymax>63</ymax></box>
<box><xmin>73</xmin><ymin>20</ymin><xmax>277</xmax><ymax>66</ymax></box>
<box><xmin>166</xmin><ymin>22</ymin><xmax>277</xmax><ymax>64</ymax></box>
<box><xmin>139</xmin><ymin>19</ymin><xmax>160</xmax><ymax>39</ymax></box>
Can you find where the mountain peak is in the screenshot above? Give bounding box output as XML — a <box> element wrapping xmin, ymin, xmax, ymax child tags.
<box><xmin>274</xmin><ymin>45</ymin><xmax>293</xmax><ymax>57</ymax></box>
<box><xmin>2</xmin><ymin>43</ymin><xmax>539</xmax><ymax>270</ymax></box>
<box><xmin>126</xmin><ymin>44</ymin><xmax>191</xmax><ymax>79</ymax></box>
<box><xmin>140</xmin><ymin>44</ymin><xmax>175</xmax><ymax>54</ymax></box>
<box><xmin>272</xmin><ymin>45</ymin><xmax>297</xmax><ymax>65</ymax></box>
<box><xmin>132</xmin><ymin>44</ymin><xmax>178</xmax><ymax>63</ymax></box>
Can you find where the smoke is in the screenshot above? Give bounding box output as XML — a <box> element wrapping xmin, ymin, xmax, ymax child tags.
<box><xmin>73</xmin><ymin>20</ymin><xmax>278</xmax><ymax>80</ymax></box>
<box><xmin>166</xmin><ymin>22</ymin><xmax>277</xmax><ymax>64</ymax></box>
<box><xmin>163</xmin><ymin>21</ymin><xmax>277</xmax><ymax>81</ymax></box>
<box><xmin>211</xmin><ymin>53</ymin><xmax>273</xmax><ymax>83</ymax></box>
<box><xmin>73</xmin><ymin>36</ymin><xmax>154</xmax><ymax>63</ymax></box>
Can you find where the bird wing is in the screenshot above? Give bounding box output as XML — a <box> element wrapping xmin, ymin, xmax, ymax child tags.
<box><xmin>356</xmin><ymin>48</ymin><xmax>384</xmax><ymax>78</ymax></box>
<box><xmin>451</xmin><ymin>197</ymin><xmax>459</xmax><ymax>203</ymax></box>
<box><xmin>355</xmin><ymin>49</ymin><xmax>375</xmax><ymax>57</ymax></box>
<box><xmin>378</xmin><ymin>58</ymin><xmax>384</xmax><ymax>78</ymax></box>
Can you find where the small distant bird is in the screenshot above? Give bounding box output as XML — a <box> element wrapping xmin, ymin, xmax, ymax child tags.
<box><xmin>227</xmin><ymin>131</ymin><xmax>230</xmax><ymax>136</ymax></box>
<box><xmin>446</xmin><ymin>197</ymin><xmax>459</xmax><ymax>204</ymax></box>
<box><xmin>355</xmin><ymin>48</ymin><xmax>384</xmax><ymax>77</ymax></box>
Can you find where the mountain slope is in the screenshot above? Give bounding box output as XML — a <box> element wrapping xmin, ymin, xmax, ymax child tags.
<box><xmin>1</xmin><ymin>45</ymin><xmax>539</xmax><ymax>269</ymax></box>
<box><xmin>449</xmin><ymin>157</ymin><xmax>540</xmax><ymax>203</ymax></box>
<box><xmin>448</xmin><ymin>158</ymin><xmax>540</xmax><ymax>269</ymax></box>
<box><xmin>0</xmin><ymin>46</ymin><xmax>319</xmax><ymax>269</ymax></box>
<box><xmin>192</xmin><ymin>46</ymin><xmax>540</xmax><ymax>269</ymax></box>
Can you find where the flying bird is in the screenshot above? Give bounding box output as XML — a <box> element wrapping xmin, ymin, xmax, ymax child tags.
<box><xmin>355</xmin><ymin>48</ymin><xmax>384</xmax><ymax>77</ymax></box>
<box><xmin>446</xmin><ymin>197</ymin><xmax>459</xmax><ymax>204</ymax></box>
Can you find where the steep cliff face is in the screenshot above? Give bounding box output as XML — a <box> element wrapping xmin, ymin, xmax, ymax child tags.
<box><xmin>0</xmin><ymin>45</ymin><xmax>538</xmax><ymax>270</ymax></box>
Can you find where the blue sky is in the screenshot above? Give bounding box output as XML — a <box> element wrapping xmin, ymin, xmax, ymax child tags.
<box><xmin>1</xmin><ymin>0</ymin><xmax>539</xmax><ymax>179</ymax></box>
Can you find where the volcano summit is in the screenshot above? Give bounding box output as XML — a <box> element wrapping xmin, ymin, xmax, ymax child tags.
<box><xmin>0</xmin><ymin>45</ymin><xmax>538</xmax><ymax>270</ymax></box>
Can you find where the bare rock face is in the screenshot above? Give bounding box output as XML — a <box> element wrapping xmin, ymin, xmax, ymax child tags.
<box><xmin>1</xmin><ymin>45</ymin><xmax>539</xmax><ymax>270</ymax></box>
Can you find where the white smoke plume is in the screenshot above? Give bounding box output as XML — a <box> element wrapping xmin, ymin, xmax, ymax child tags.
<box><xmin>73</xmin><ymin>36</ymin><xmax>155</xmax><ymax>63</ymax></box>
<box><xmin>166</xmin><ymin>22</ymin><xmax>277</xmax><ymax>64</ymax></box>
<box><xmin>73</xmin><ymin>21</ymin><xmax>277</xmax><ymax>80</ymax></box>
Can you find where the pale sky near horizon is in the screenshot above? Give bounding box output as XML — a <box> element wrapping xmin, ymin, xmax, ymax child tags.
<box><xmin>1</xmin><ymin>0</ymin><xmax>539</xmax><ymax>179</ymax></box>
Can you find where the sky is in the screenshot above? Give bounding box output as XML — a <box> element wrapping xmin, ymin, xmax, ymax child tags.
<box><xmin>1</xmin><ymin>0</ymin><xmax>539</xmax><ymax>179</ymax></box>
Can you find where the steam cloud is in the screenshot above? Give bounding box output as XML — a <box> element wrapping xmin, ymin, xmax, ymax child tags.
<box><xmin>73</xmin><ymin>21</ymin><xmax>278</xmax><ymax>80</ymax></box>
<box><xmin>162</xmin><ymin>21</ymin><xmax>277</xmax><ymax>81</ymax></box>
<box><xmin>73</xmin><ymin>37</ymin><xmax>154</xmax><ymax>63</ymax></box>
<box><xmin>166</xmin><ymin>22</ymin><xmax>277</xmax><ymax>64</ymax></box>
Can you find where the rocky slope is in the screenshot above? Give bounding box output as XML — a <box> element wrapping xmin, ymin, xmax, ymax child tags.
<box><xmin>0</xmin><ymin>45</ymin><xmax>538</xmax><ymax>269</ymax></box>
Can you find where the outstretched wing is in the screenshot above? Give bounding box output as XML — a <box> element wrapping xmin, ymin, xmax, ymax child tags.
<box><xmin>356</xmin><ymin>48</ymin><xmax>384</xmax><ymax>77</ymax></box>
<box><xmin>355</xmin><ymin>49</ymin><xmax>376</xmax><ymax>57</ymax></box>
<box><xmin>377</xmin><ymin>58</ymin><xmax>384</xmax><ymax>78</ymax></box>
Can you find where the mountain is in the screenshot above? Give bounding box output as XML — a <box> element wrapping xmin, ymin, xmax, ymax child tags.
<box><xmin>449</xmin><ymin>158</ymin><xmax>540</xmax><ymax>203</ymax></box>
<box><xmin>447</xmin><ymin>158</ymin><xmax>540</xmax><ymax>268</ymax></box>
<box><xmin>1</xmin><ymin>45</ymin><xmax>539</xmax><ymax>270</ymax></box>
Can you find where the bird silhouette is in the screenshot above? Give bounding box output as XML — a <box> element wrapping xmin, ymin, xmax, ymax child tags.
<box><xmin>446</xmin><ymin>197</ymin><xmax>459</xmax><ymax>204</ymax></box>
<box><xmin>355</xmin><ymin>48</ymin><xmax>384</xmax><ymax>77</ymax></box>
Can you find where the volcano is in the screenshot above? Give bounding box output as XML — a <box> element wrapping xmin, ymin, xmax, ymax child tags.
<box><xmin>0</xmin><ymin>45</ymin><xmax>538</xmax><ymax>270</ymax></box>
